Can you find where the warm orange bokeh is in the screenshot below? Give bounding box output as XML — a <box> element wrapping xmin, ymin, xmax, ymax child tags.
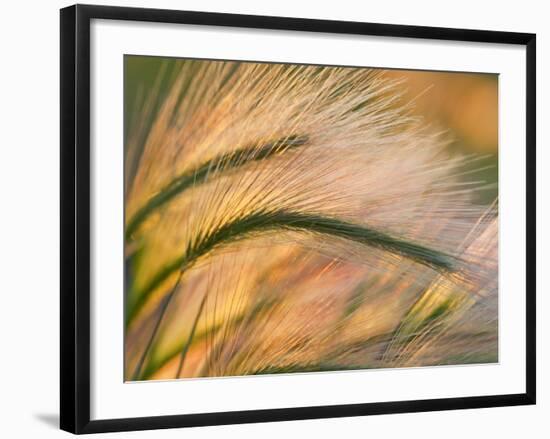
<box><xmin>386</xmin><ymin>70</ymin><xmax>498</xmax><ymax>153</ymax></box>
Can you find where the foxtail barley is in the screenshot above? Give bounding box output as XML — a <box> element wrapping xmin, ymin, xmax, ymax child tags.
<box><xmin>124</xmin><ymin>58</ymin><xmax>497</xmax><ymax>380</ymax></box>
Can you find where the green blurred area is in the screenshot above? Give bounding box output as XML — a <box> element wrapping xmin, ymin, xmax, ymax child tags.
<box><xmin>124</xmin><ymin>56</ymin><xmax>183</xmax><ymax>148</ymax></box>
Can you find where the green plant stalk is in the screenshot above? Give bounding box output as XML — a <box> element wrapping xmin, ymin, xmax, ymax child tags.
<box><xmin>139</xmin><ymin>297</ymin><xmax>276</xmax><ymax>380</ymax></box>
<box><xmin>126</xmin><ymin>210</ymin><xmax>457</xmax><ymax>326</ymax></box>
<box><xmin>175</xmin><ymin>292</ymin><xmax>208</xmax><ymax>378</ymax></box>
<box><xmin>130</xmin><ymin>272</ymin><xmax>184</xmax><ymax>381</ymax></box>
<box><xmin>125</xmin><ymin>134</ymin><xmax>309</xmax><ymax>239</ymax></box>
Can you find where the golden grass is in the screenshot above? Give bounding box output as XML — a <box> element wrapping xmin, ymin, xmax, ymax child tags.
<box><xmin>124</xmin><ymin>58</ymin><xmax>498</xmax><ymax>380</ymax></box>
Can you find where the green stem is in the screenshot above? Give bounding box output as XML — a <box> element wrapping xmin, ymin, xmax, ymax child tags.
<box><xmin>175</xmin><ymin>292</ymin><xmax>208</xmax><ymax>378</ymax></box>
<box><xmin>126</xmin><ymin>211</ymin><xmax>457</xmax><ymax>326</ymax></box>
<box><xmin>125</xmin><ymin>134</ymin><xmax>309</xmax><ymax>239</ymax></box>
<box><xmin>130</xmin><ymin>271</ymin><xmax>183</xmax><ymax>381</ymax></box>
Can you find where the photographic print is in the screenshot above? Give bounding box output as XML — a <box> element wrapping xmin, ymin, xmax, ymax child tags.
<box><xmin>124</xmin><ymin>56</ymin><xmax>499</xmax><ymax>382</ymax></box>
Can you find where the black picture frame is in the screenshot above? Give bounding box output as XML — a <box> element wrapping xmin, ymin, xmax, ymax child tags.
<box><xmin>60</xmin><ymin>4</ymin><xmax>536</xmax><ymax>434</ymax></box>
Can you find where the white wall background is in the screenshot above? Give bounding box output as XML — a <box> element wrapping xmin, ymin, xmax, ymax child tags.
<box><xmin>0</xmin><ymin>0</ymin><xmax>546</xmax><ymax>437</ymax></box>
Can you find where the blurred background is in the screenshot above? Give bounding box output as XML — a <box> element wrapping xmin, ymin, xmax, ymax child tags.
<box><xmin>385</xmin><ymin>69</ymin><xmax>498</xmax><ymax>204</ymax></box>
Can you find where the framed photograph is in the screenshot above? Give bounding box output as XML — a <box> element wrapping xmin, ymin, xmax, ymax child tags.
<box><xmin>60</xmin><ymin>4</ymin><xmax>536</xmax><ymax>434</ymax></box>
